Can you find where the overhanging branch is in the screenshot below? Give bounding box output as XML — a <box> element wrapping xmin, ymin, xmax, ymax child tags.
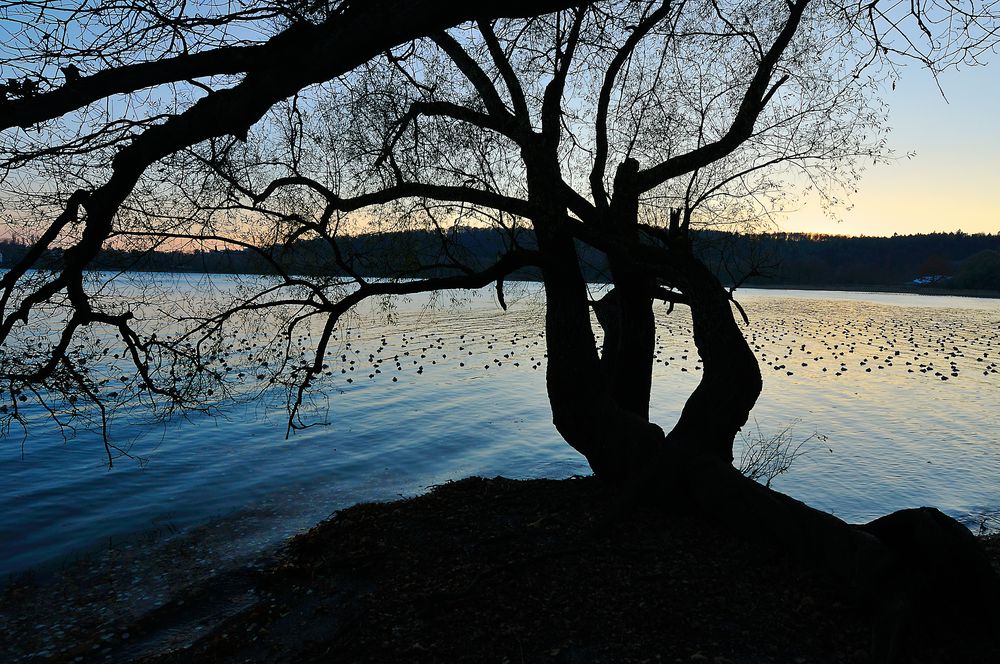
<box><xmin>2</xmin><ymin>0</ymin><xmax>585</xmax><ymax>367</ymax></box>
<box><xmin>254</xmin><ymin>175</ymin><xmax>536</xmax><ymax>220</ymax></box>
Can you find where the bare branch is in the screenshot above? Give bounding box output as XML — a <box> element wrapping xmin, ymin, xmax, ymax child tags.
<box><xmin>431</xmin><ymin>30</ymin><xmax>526</xmax><ymax>138</ymax></box>
<box><xmin>541</xmin><ymin>7</ymin><xmax>586</xmax><ymax>145</ymax></box>
<box><xmin>478</xmin><ymin>20</ymin><xmax>531</xmax><ymax>124</ymax></box>
<box><xmin>591</xmin><ymin>1</ymin><xmax>673</xmax><ymax>209</ymax></box>
<box><xmin>635</xmin><ymin>0</ymin><xmax>809</xmax><ymax>192</ymax></box>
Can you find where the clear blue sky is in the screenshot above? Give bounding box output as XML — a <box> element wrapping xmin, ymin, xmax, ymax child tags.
<box><xmin>783</xmin><ymin>59</ymin><xmax>1000</xmax><ymax>236</ymax></box>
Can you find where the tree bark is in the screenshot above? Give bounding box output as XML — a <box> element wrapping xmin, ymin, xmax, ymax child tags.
<box><xmin>591</xmin><ymin>274</ymin><xmax>656</xmax><ymax>421</ymax></box>
<box><xmin>648</xmin><ymin>241</ymin><xmax>998</xmax><ymax>660</ymax></box>
<box><xmin>533</xmin><ymin>220</ymin><xmax>667</xmax><ymax>485</ymax></box>
<box><xmin>660</xmin><ymin>242</ymin><xmax>762</xmax><ymax>463</ymax></box>
<box><xmin>590</xmin><ymin>159</ymin><xmax>659</xmax><ymax>421</ymax></box>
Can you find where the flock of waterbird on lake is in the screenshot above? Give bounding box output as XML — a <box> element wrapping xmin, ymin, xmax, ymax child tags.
<box><xmin>233</xmin><ymin>298</ymin><xmax>999</xmax><ymax>396</ymax></box>
<box><xmin>44</xmin><ymin>296</ymin><xmax>994</xmax><ymax>414</ymax></box>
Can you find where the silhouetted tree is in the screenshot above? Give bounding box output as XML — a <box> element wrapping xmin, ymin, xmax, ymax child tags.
<box><xmin>1</xmin><ymin>2</ymin><xmax>999</xmax><ymax>658</ymax></box>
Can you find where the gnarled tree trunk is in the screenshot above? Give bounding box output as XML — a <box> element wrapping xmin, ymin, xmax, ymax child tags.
<box><xmin>533</xmin><ymin>219</ymin><xmax>667</xmax><ymax>485</ymax></box>
<box><xmin>539</xmin><ymin>226</ymin><xmax>998</xmax><ymax>660</ymax></box>
<box><xmin>667</xmin><ymin>240</ymin><xmax>996</xmax><ymax>657</ymax></box>
<box><xmin>659</xmin><ymin>241</ymin><xmax>761</xmax><ymax>463</ymax></box>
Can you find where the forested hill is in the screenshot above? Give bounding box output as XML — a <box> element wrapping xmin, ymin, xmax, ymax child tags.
<box><xmin>696</xmin><ymin>231</ymin><xmax>1000</xmax><ymax>290</ymax></box>
<box><xmin>1</xmin><ymin>230</ymin><xmax>998</xmax><ymax>291</ymax></box>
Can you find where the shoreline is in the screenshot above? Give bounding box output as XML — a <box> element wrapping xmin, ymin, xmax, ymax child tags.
<box><xmin>736</xmin><ymin>282</ymin><xmax>1000</xmax><ymax>299</ymax></box>
<box><xmin>3</xmin><ymin>476</ymin><xmax>998</xmax><ymax>663</ymax></box>
<box><xmin>0</xmin><ymin>503</ymin><xmax>290</xmax><ymax>662</ymax></box>
<box><xmin>6</xmin><ymin>266</ymin><xmax>997</xmax><ymax>300</ymax></box>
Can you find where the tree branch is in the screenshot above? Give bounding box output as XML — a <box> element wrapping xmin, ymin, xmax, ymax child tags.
<box><xmin>254</xmin><ymin>175</ymin><xmax>536</xmax><ymax>220</ymax></box>
<box><xmin>541</xmin><ymin>7</ymin><xmax>586</xmax><ymax>145</ymax></box>
<box><xmin>431</xmin><ymin>30</ymin><xmax>526</xmax><ymax>139</ymax></box>
<box><xmin>590</xmin><ymin>0</ymin><xmax>673</xmax><ymax>209</ymax></box>
<box><xmin>634</xmin><ymin>0</ymin><xmax>808</xmax><ymax>193</ymax></box>
<box><xmin>0</xmin><ymin>45</ymin><xmax>266</xmax><ymax>131</ymax></box>
<box><xmin>478</xmin><ymin>20</ymin><xmax>531</xmax><ymax>125</ymax></box>
<box><xmin>2</xmin><ymin>0</ymin><xmax>585</xmax><ymax>356</ymax></box>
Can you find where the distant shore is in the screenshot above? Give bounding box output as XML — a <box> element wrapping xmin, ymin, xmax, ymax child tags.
<box><xmin>735</xmin><ymin>282</ymin><xmax>1000</xmax><ymax>299</ymax></box>
<box><xmin>5</xmin><ymin>265</ymin><xmax>998</xmax><ymax>300</ymax></box>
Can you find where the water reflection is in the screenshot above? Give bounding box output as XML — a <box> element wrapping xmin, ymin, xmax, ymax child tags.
<box><xmin>1</xmin><ymin>275</ymin><xmax>998</xmax><ymax>575</ymax></box>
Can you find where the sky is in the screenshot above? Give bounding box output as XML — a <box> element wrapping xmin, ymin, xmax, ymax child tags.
<box><xmin>0</xmin><ymin>11</ymin><xmax>996</xmax><ymax>243</ymax></box>
<box><xmin>781</xmin><ymin>60</ymin><xmax>1000</xmax><ymax>237</ymax></box>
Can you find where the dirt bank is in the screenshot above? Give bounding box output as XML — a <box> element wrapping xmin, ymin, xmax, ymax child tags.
<box><xmin>4</xmin><ymin>476</ymin><xmax>998</xmax><ymax>663</ymax></box>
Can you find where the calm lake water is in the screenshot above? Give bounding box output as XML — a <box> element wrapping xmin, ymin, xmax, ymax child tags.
<box><xmin>2</xmin><ymin>275</ymin><xmax>999</xmax><ymax>576</ymax></box>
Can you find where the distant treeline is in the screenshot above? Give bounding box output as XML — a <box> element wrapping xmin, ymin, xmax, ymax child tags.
<box><xmin>2</xmin><ymin>229</ymin><xmax>998</xmax><ymax>291</ymax></box>
<box><xmin>697</xmin><ymin>231</ymin><xmax>1000</xmax><ymax>291</ymax></box>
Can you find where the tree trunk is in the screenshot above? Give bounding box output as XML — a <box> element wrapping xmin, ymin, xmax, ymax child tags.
<box><xmin>592</xmin><ymin>158</ymin><xmax>659</xmax><ymax>421</ymax></box>
<box><xmin>653</xmin><ymin>242</ymin><xmax>893</xmax><ymax>611</ymax></box>
<box><xmin>654</xmin><ymin>241</ymin><xmax>999</xmax><ymax>660</ymax></box>
<box><xmin>660</xmin><ymin>243</ymin><xmax>761</xmax><ymax>463</ymax></box>
<box><xmin>591</xmin><ymin>270</ymin><xmax>656</xmax><ymax>421</ymax></box>
<box><xmin>535</xmin><ymin>224</ymin><xmax>998</xmax><ymax>658</ymax></box>
<box><xmin>533</xmin><ymin>221</ymin><xmax>666</xmax><ymax>485</ymax></box>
